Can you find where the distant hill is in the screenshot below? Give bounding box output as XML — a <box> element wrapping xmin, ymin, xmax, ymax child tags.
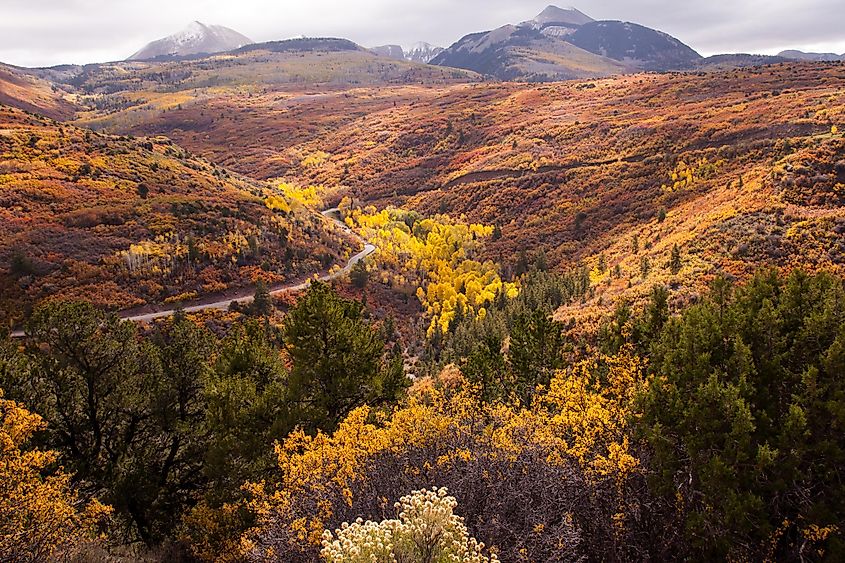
<box><xmin>567</xmin><ymin>20</ymin><xmax>701</xmax><ymax>71</ymax></box>
<box><xmin>0</xmin><ymin>62</ymin><xmax>78</xmax><ymax>120</ymax></box>
<box><xmin>128</xmin><ymin>21</ymin><xmax>253</xmax><ymax>61</ymax></box>
<box><xmin>31</xmin><ymin>37</ymin><xmax>475</xmax><ymax>107</ymax></box>
<box><xmin>431</xmin><ymin>5</ymin><xmax>701</xmax><ymax>80</ymax></box>
<box><xmin>430</xmin><ymin>25</ymin><xmax>628</xmax><ymax>81</ymax></box>
<box><xmin>699</xmin><ymin>53</ymin><xmax>790</xmax><ymax>70</ymax></box>
<box><xmin>234</xmin><ymin>37</ymin><xmax>361</xmax><ymax>54</ymax></box>
<box><xmin>778</xmin><ymin>50</ymin><xmax>844</xmax><ymax>62</ymax></box>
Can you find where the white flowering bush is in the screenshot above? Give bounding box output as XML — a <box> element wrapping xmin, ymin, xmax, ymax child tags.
<box><xmin>320</xmin><ymin>487</ymin><xmax>498</xmax><ymax>563</ymax></box>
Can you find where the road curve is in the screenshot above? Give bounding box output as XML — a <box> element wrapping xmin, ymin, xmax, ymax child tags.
<box><xmin>10</xmin><ymin>209</ymin><xmax>374</xmax><ymax>337</ymax></box>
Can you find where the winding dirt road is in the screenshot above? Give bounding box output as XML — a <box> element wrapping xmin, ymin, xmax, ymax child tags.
<box><xmin>10</xmin><ymin>210</ymin><xmax>374</xmax><ymax>337</ymax></box>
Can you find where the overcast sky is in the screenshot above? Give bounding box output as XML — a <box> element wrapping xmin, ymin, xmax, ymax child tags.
<box><xmin>1</xmin><ymin>0</ymin><xmax>844</xmax><ymax>67</ymax></box>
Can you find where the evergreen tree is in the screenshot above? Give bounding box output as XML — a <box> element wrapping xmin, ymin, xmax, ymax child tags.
<box><xmin>508</xmin><ymin>310</ymin><xmax>566</xmax><ymax>406</ymax></box>
<box><xmin>204</xmin><ymin>321</ymin><xmax>289</xmax><ymax>504</ymax></box>
<box><xmin>461</xmin><ymin>333</ymin><xmax>508</xmax><ymax>404</ymax></box>
<box><xmin>669</xmin><ymin>244</ymin><xmax>682</xmax><ymax>275</ymax></box>
<box><xmin>640</xmin><ymin>256</ymin><xmax>651</xmax><ymax>278</ymax></box>
<box><xmin>637</xmin><ymin>271</ymin><xmax>845</xmax><ymax>559</ymax></box>
<box><xmin>491</xmin><ymin>224</ymin><xmax>503</xmax><ymax>241</ymax></box>
<box><xmin>251</xmin><ymin>280</ymin><xmax>272</xmax><ymax>317</ymax></box>
<box><xmin>3</xmin><ymin>302</ymin><xmax>202</xmax><ymax>543</ymax></box>
<box><xmin>283</xmin><ymin>283</ymin><xmax>407</xmax><ymax>431</ymax></box>
<box><xmin>350</xmin><ymin>260</ymin><xmax>369</xmax><ymax>289</ymax></box>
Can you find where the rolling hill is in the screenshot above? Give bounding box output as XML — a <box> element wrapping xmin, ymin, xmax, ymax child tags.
<box><xmin>779</xmin><ymin>50</ymin><xmax>844</xmax><ymax>62</ymax></box>
<box><xmin>0</xmin><ymin>63</ymin><xmax>78</xmax><ymax>120</ymax></box>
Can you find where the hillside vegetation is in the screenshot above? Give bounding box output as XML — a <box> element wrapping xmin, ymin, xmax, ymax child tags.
<box><xmin>0</xmin><ymin>105</ymin><xmax>355</xmax><ymax>327</ymax></box>
<box><xmin>78</xmin><ymin>62</ymin><xmax>845</xmax><ymax>318</ymax></box>
<box><xmin>0</xmin><ymin>63</ymin><xmax>78</xmax><ymax>120</ymax></box>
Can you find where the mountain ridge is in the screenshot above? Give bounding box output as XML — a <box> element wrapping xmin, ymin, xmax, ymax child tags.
<box><xmin>778</xmin><ymin>49</ymin><xmax>844</xmax><ymax>62</ymax></box>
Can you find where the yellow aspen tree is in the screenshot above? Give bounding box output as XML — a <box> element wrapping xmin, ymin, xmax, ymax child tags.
<box><xmin>0</xmin><ymin>390</ymin><xmax>111</xmax><ymax>561</ymax></box>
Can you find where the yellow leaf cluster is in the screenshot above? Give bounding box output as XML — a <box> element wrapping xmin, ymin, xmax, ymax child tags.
<box><xmin>301</xmin><ymin>151</ymin><xmax>331</xmax><ymax>168</ymax></box>
<box><xmin>664</xmin><ymin>157</ymin><xmax>724</xmax><ymax>193</ymax></box>
<box><xmin>278</xmin><ymin>182</ymin><xmax>324</xmax><ymax>207</ymax></box>
<box><xmin>0</xmin><ymin>389</ymin><xmax>111</xmax><ymax>561</ymax></box>
<box><xmin>245</xmin><ymin>349</ymin><xmax>645</xmax><ymax>556</ymax></box>
<box><xmin>265</xmin><ymin>194</ymin><xmax>291</xmax><ymax>213</ymax></box>
<box><xmin>343</xmin><ymin>206</ymin><xmax>517</xmax><ymax>337</ymax></box>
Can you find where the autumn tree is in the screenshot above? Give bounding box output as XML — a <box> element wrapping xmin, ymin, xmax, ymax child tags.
<box><xmin>0</xmin><ymin>388</ymin><xmax>111</xmax><ymax>561</ymax></box>
<box><xmin>246</xmin><ymin>351</ymin><xmax>651</xmax><ymax>562</ymax></box>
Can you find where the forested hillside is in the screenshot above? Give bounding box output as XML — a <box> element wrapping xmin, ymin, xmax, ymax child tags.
<box><xmin>3</xmin><ymin>269</ymin><xmax>844</xmax><ymax>561</ymax></box>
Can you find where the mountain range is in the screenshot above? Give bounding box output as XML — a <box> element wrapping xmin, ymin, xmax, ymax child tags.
<box><xmin>430</xmin><ymin>5</ymin><xmax>702</xmax><ymax>80</ymax></box>
<box><xmin>370</xmin><ymin>42</ymin><xmax>445</xmax><ymax>64</ymax></box>
<box><xmin>117</xmin><ymin>7</ymin><xmax>843</xmax><ymax>82</ymax></box>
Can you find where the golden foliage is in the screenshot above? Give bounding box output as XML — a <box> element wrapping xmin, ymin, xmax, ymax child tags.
<box><xmin>343</xmin><ymin>206</ymin><xmax>517</xmax><ymax>336</ymax></box>
<box><xmin>265</xmin><ymin>194</ymin><xmax>291</xmax><ymax>213</ymax></box>
<box><xmin>278</xmin><ymin>182</ymin><xmax>324</xmax><ymax>207</ymax></box>
<box><xmin>301</xmin><ymin>151</ymin><xmax>332</xmax><ymax>168</ymax></box>
<box><xmin>243</xmin><ymin>348</ymin><xmax>645</xmax><ymax>558</ymax></box>
<box><xmin>663</xmin><ymin>157</ymin><xmax>724</xmax><ymax>193</ymax></box>
<box><xmin>0</xmin><ymin>389</ymin><xmax>111</xmax><ymax>561</ymax></box>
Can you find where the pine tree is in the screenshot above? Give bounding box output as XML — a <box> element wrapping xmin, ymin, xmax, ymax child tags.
<box><xmin>640</xmin><ymin>256</ymin><xmax>651</xmax><ymax>278</ymax></box>
<box><xmin>491</xmin><ymin>224</ymin><xmax>503</xmax><ymax>241</ymax></box>
<box><xmin>350</xmin><ymin>260</ymin><xmax>369</xmax><ymax>289</ymax></box>
<box><xmin>252</xmin><ymin>280</ymin><xmax>272</xmax><ymax>317</ymax></box>
<box><xmin>508</xmin><ymin>310</ymin><xmax>566</xmax><ymax>406</ymax></box>
<box><xmin>283</xmin><ymin>283</ymin><xmax>407</xmax><ymax>431</ymax></box>
<box><xmin>670</xmin><ymin>244</ymin><xmax>682</xmax><ymax>275</ymax></box>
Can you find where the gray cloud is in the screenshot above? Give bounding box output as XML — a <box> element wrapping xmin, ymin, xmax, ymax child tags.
<box><xmin>1</xmin><ymin>0</ymin><xmax>843</xmax><ymax>67</ymax></box>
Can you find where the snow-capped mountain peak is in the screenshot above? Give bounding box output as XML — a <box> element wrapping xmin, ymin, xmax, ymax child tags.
<box><xmin>524</xmin><ymin>5</ymin><xmax>595</xmax><ymax>28</ymax></box>
<box><xmin>128</xmin><ymin>22</ymin><xmax>254</xmax><ymax>61</ymax></box>
<box><xmin>404</xmin><ymin>41</ymin><xmax>445</xmax><ymax>63</ymax></box>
